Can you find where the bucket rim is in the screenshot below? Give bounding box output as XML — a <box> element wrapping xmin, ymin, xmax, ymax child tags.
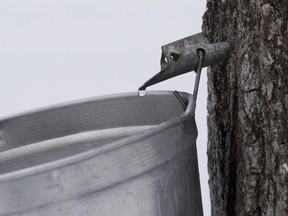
<box><xmin>0</xmin><ymin>91</ymin><xmax>195</xmax><ymax>182</ymax></box>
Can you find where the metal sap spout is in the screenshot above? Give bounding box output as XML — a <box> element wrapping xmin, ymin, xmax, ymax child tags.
<box><xmin>139</xmin><ymin>32</ymin><xmax>230</xmax><ymax>90</ymax></box>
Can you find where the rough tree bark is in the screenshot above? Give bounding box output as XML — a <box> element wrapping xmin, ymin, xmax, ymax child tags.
<box><xmin>202</xmin><ymin>1</ymin><xmax>288</xmax><ymax>215</ymax></box>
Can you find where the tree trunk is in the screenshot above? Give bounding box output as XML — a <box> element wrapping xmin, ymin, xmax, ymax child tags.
<box><xmin>202</xmin><ymin>1</ymin><xmax>288</xmax><ymax>215</ymax></box>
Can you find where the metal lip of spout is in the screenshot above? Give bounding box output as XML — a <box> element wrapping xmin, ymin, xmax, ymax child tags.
<box><xmin>139</xmin><ymin>32</ymin><xmax>230</xmax><ymax>90</ymax></box>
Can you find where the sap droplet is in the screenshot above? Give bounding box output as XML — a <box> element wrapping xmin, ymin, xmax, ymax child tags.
<box><xmin>138</xmin><ymin>90</ymin><xmax>146</xmax><ymax>97</ymax></box>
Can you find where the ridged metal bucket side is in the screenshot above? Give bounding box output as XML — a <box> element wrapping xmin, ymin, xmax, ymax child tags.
<box><xmin>0</xmin><ymin>91</ymin><xmax>203</xmax><ymax>216</ymax></box>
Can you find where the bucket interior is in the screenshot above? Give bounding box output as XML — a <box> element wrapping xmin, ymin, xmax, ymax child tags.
<box><xmin>0</xmin><ymin>92</ymin><xmax>187</xmax><ymax>175</ymax></box>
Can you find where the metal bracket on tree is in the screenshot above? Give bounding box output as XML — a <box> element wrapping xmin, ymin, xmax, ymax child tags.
<box><xmin>138</xmin><ymin>32</ymin><xmax>230</xmax><ymax>92</ymax></box>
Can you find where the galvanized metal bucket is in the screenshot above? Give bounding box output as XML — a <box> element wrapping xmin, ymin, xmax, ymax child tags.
<box><xmin>0</xmin><ymin>91</ymin><xmax>203</xmax><ymax>216</ymax></box>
